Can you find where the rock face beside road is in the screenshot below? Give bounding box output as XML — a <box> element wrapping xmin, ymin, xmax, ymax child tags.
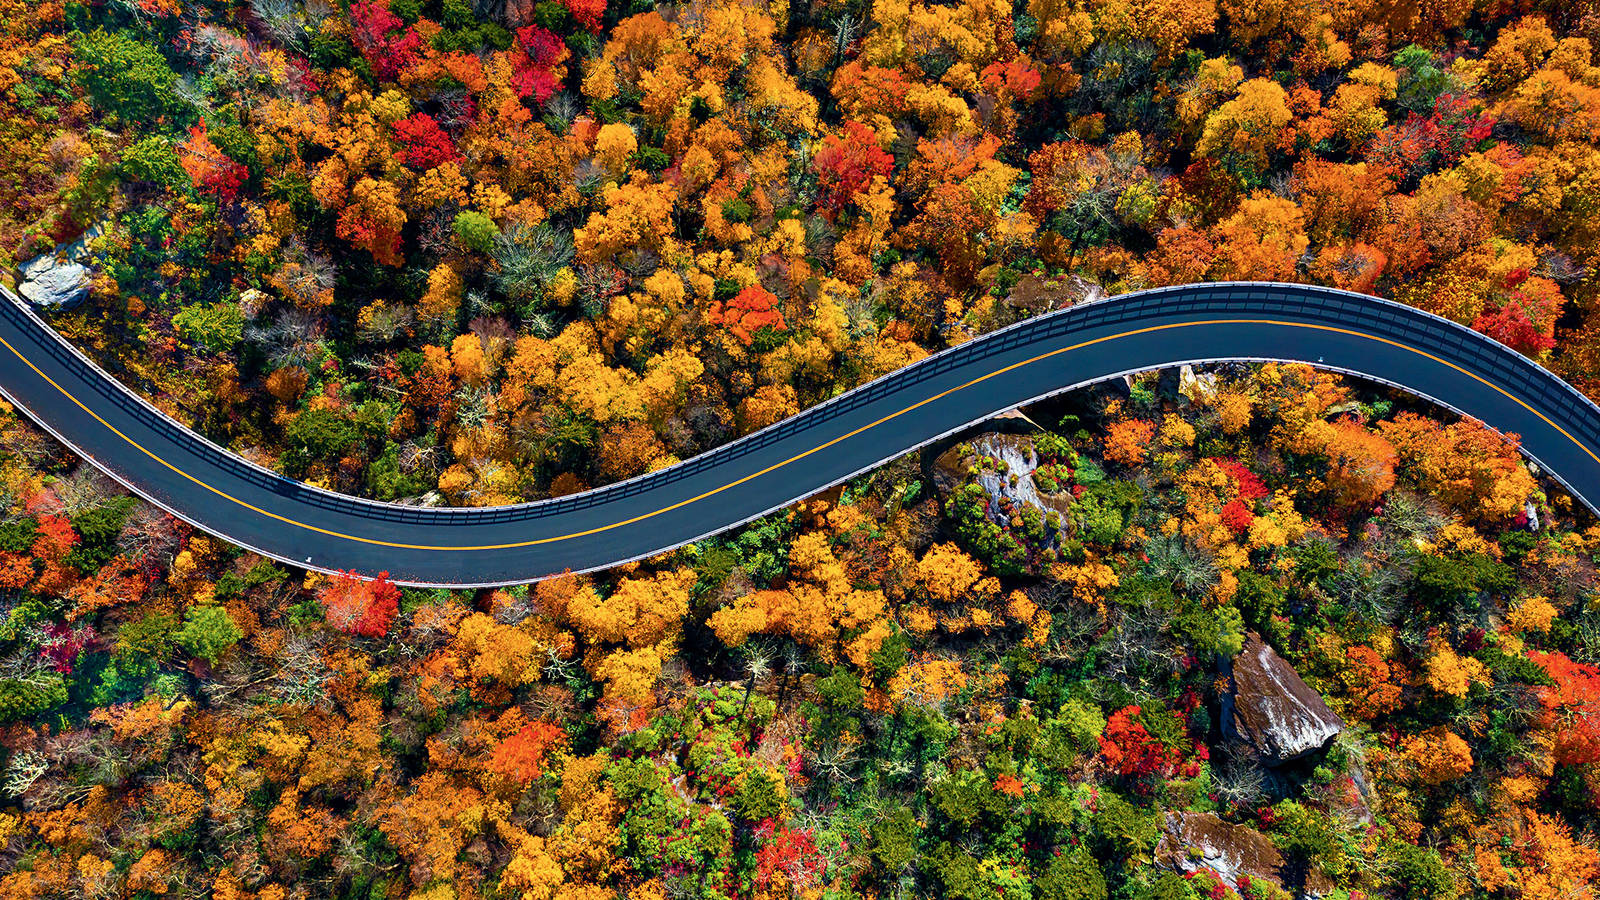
<box><xmin>1156</xmin><ymin>811</ymin><xmax>1333</xmax><ymax>894</ymax></box>
<box><xmin>1225</xmin><ymin>632</ymin><xmax>1344</xmax><ymax>765</ymax></box>
<box><xmin>16</xmin><ymin>228</ymin><xmax>99</xmax><ymax>310</ymax></box>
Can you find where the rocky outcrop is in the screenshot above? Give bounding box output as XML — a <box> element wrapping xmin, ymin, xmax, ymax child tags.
<box><xmin>17</xmin><ymin>254</ymin><xmax>90</xmax><ymax>309</ymax></box>
<box><xmin>396</xmin><ymin>490</ymin><xmax>445</xmax><ymax>508</ymax></box>
<box><xmin>16</xmin><ymin>227</ymin><xmax>101</xmax><ymax>310</ymax></box>
<box><xmin>1178</xmin><ymin>364</ymin><xmax>1219</xmax><ymax>404</ymax></box>
<box><xmin>1003</xmin><ymin>273</ymin><xmax>1103</xmax><ymax>315</ymax></box>
<box><xmin>1341</xmin><ymin>753</ymin><xmax>1376</xmax><ymax>825</ymax></box>
<box><xmin>1155</xmin><ymin>811</ymin><xmax>1333</xmax><ymax>894</ymax></box>
<box><xmin>1224</xmin><ymin>632</ymin><xmax>1344</xmax><ymax>766</ymax></box>
<box><xmin>927</xmin><ymin>429</ymin><xmax>1081</xmax><ymax>574</ymax></box>
<box><xmin>931</xmin><ymin>432</ymin><xmax>1075</xmax><ymax>526</ymax></box>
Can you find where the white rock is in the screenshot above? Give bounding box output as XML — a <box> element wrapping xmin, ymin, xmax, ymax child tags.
<box><xmin>1178</xmin><ymin>364</ymin><xmax>1218</xmax><ymax>404</ymax></box>
<box><xmin>16</xmin><ymin>225</ymin><xmax>101</xmax><ymax>310</ymax></box>
<box><xmin>17</xmin><ymin>255</ymin><xmax>91</xmax><ymax>309</ymax></box>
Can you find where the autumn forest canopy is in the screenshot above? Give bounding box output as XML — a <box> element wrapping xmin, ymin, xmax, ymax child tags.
<box><xmin>4</xmin><ymin>0</ymin><xmax>1600</xmax><ymax>897</ymax></box>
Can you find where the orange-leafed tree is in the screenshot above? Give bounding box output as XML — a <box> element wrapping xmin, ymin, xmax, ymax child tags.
<box><xmin>336</xmin><ymin>177</ymin><xmax>408</xmax><ymax>266</ymax></box>
<box><xmin>1104</xmin><ymin>418</ymin><xmax>1156</xmax><ymax>466</ymax></box>
<box><xmin>67</xmin><ymin>560</ymin><xmax>150</xmax><ymax>620</ymax></box>
<box><xmin>708</xmin><ymin>284</ymin><xmax>787</xmax><ymax>346</ymax></box>
<box><xmin>1500</xmin><ymin>809</ymin><xmax>1600</xmax><ymax>900</ymax></box>
<box><xmin>1401</xmin><ymin>727</ymin><xmax>1474</xmax><ymax>784</ymax></box>
<box><xmin>1321</xmin><ymin>418</ymin><xmax>1398</xmax><ymax>510</ymax></box>
<box><xmin>901</xmin><ymin>181</ymin><xmax>995</xmax><ymax>289</ymax></box>
<box><xmin>1144</xmin><ymin>225</ymin><xmax>1218</xmax><ymax>286</ymax></box>
<box><xmin>1340</xmin><ymin>645</ymin><xmax>1404</xmax><ymax>721</ymax></box>
<box><xmin>1209</xmin><ymin>192</ymin><xmax>1309</xmax><ymax>281</ymax></box>
<box><xmin>32</xmin><ymin>514</ymin><xmax>81</xmax><ymax>595</ymax></box>
<box><xmin>1377</xmin><ymin>412</ymin><xmax>1536</xmax><ymax>521</ymax></box>
<box><xmin>490</xmin><ymin>721</ymin><xmax>568</xmax><ymax>785</ymax></box>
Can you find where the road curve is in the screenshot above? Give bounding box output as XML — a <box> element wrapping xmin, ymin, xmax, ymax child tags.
<box><xmin>0</xmin><ymin>282</ymin><xmax>1596</xmax><ymax>587</ymax></box>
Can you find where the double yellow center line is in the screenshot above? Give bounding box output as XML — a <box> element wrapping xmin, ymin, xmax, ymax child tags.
<box><xmin>0</xmin><ymin>318</ymin><xmax>1594</xmax><ymax>553</ymax></box>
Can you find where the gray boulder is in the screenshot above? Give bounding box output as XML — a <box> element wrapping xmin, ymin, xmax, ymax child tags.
<box><xmin>16</xmin><ymin>226</ymin><xmax>100</xmax><ymax>310</ymax></box>
<box><xmin>1155</xmin><ymin>811</ymin><xmax>1334</xmax><ymax>894</ymax></box>
<box><xmin>18</xmin><ymin>256</ymin><xmax>91</xmax><ymax>309</ymax></box>
<box><xmin>1224</xmin><ymin>632</ymin><xmax>1344</xmax><ymax>765</ymax></box>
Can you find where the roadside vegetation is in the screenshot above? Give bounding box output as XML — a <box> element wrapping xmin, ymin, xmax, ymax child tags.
<box><xmin>2</xmin><ymin>0</ymin><xmax>1600</xmax><ymax>897</ymax></box>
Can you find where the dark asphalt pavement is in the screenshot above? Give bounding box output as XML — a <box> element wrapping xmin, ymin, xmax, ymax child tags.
<box><xmin>0</xmin><ymin>283</ymin><xmax>1594</xmax><ymax>586</ymax></box>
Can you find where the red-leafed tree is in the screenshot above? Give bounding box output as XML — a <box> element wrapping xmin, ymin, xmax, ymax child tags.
<box><xmin>320</xmin><ymin>570</ymin><xmax>402</xmax><ymax>637</ymax></box>
<box><xmin>813</xmin><ymin>121</ymin><xmax>894</xmax><ymax>218</ymax></box>
<box><xmin>563</xmin><ymin>0</ymin><xmax>606</xmax><ymax>31</ymax></box>
<box><xmin>511</xmin><ymin>25</ymin><xmax>568</xmax><ymax>104</ymax></box>
<box><xmin>1473</xmin><ymin>275</ymin><xmax>1562</xmax><ymax>355</ymax></box>
<box><xmin>179</xmin><ymin>119</ymin><xmax>249</xmax><ymax>201</ymax></box>
<box><xmin>754</xmin><ymin>820</ymin><xmax>825</xmax><ymax>893</ymax></box>
<box><xmin>393</xmin><ymin>114</ymin><xmax>459</xmax><ymax>170</ymax></box>
<box><xmin>1212</xmin><ymin>458</ymin><xmax>1269</xmax><ymax>501</ymax></box>
<box><xmin>41</xmin><ymin>622</ymin><xmax>93</xmax><ymax>674</ymax></box>
<box><xmin>489</xmin><ymin>721</ymin><xmax>568</xmax><ymax>784</ymax></box>
<box><xmin>1099</xmin><ymin>706</ymin><xmax>1183</xmax><ymax>778</ymax></box>
<box><xmin>1531</xmin><ymin>651</ymin><xmax>1600</xmax><ymax>766</ymax></box>
<box><xmin>350</xmin><ymin>1</ymin><xmax>423</xmax><ymax>82</ymax></box>
<box><xmin>1220</xmin><ymin>499</ymin><xmax>1255</xmax><ymax>533</ymax></box>
<box><xmin>1475</xmin><ymin>302</ymin><xmax>1555</xmax><ymax>354</ymax></box>
<box><xmin>1365</xmin><ymin>94</ymin><xmax>1493</xmax><ymax>178</ymax></box>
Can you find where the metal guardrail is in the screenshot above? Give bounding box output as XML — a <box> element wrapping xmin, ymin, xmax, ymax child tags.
<box><xmin>6</xmin><ymin>282</ymin><xmax>1600</xmax><ymax>531</ymax></box>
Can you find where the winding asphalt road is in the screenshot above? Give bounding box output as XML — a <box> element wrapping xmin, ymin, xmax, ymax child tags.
<box><xmin>0</xmin><ymin>282</ymin><xmax>1596</xmax><ymax>587</ymax></box>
